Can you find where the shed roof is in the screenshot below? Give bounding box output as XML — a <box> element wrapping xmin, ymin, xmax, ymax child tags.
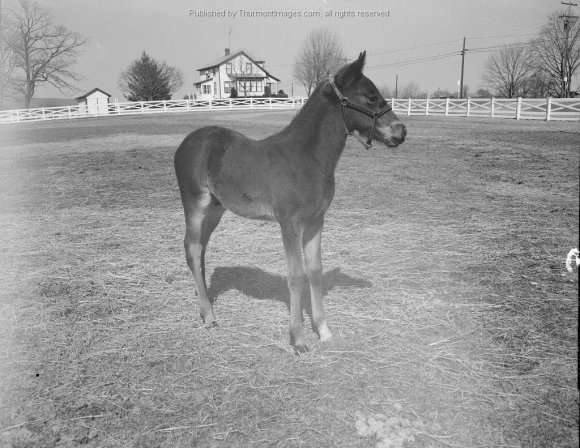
<box><xmin>75</xmin><ymin>88</ymin><xmax>112</xmax><ymax>100</ymax></box>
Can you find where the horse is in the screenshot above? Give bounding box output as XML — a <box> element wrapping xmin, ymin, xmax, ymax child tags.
<box><xmin>174</xmin><ymin>51</ymin><xmax>407</xmax><ymax>353</ymax></box>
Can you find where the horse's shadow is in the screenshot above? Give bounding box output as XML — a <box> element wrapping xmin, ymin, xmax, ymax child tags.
<box><xmin>207</xmin><ymin>266</ymin><xmax>372</xmax><ymax>314</ymax></box>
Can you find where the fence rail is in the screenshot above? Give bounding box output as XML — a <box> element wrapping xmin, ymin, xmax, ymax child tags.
<box><xmin>1</xmin><ymin>96</ymin><xmax>579</xmax><ymax>124</ymax></box>
<box><xmin>391</xmin><ymin>97</ymin><xmax>580</xmax><ymax>121</ymax></box>
<box><xmin>0</xmin><ymin>97</ymin><xmax>308</xmax><ymax>124</ymax></box>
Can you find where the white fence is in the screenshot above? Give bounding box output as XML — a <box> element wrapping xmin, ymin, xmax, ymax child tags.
<box><xmin>1</xmin><ymin>96</ymin><xmax>579</xmax><ymax>124</ymax></box>
<box><xmin>391</xmin><ymin>97</ymin><xmax>580</xmax><ymax>121</ymax></box>
<box><xmin>0</xmin><ymin>97</ymin><xmax>308</xmax><ymax>124</ymax></box>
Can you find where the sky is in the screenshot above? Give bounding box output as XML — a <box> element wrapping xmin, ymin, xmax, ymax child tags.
<box><xmin>16</xmin><ymin>0</ymin><xmax>571</xmax><ymax>101</ymax></box>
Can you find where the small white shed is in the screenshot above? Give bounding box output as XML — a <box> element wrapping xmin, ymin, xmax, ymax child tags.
<box><xmin>76</xmin><ymin>88</ymin><xmax>111</xmax><ymax>115</ymax></box>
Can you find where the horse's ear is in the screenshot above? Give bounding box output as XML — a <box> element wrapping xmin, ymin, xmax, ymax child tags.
<box><xmin>335</xmin><ymin>51</ymin><xmax>366</xmax><ymax>88</ymax></box>
<box><xmin>355</xmin><ymin>51</ymin><xmax>366</xmax><ymax>71</ymax></box>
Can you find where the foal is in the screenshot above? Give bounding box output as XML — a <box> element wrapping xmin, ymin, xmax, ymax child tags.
<box><xmin>175</xmin><ymin>52</ymin><xmax>406</xmax><ymax>353</ymax></box>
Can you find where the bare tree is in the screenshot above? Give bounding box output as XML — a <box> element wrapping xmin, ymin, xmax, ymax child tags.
<box><xmin>294</xmin><ymin>27</ymin><xmax>345</xmax><ymax>96</ymax></box>
<box><xmin>119</xmin><ymin>52</ymin><xmax>183</xmax><ymax>101</ymax></box>
<box><xmin>4</xmin><ymin>0</ymin><xmax>87</xmax><ymax>108</ymax></box>
<box><xmin>474</xmin><ymin>87</ymin><xmax>494</xmax><ymax>98</ymax></box>
<box><xmin>399</xmin><ymin>81</ymin><xmax>426</xmax><ymax>98</ymax></box>
<box><xmin>523</xmin><ymin>70</ymin><xmax>559</xmax><ymax>97</ymax></box>
<box><xmin>482</xmin><ymin>43</ymin><xmax>535</xmax><ymax>97</ymax></box>
<box><xmin>530</xmin><ymin>11</ymin><xmax>580</xmax><ymax>97</ymax></box>
<box><xmin>230</xmin><ymin>54</ymin><xmax>256</xmax><ymax>97</ymax></box>
<box><xmin>378</xmin><ymin>85</ymin><xmax>394</xmax><ymax>99</ymax></box>
<box><xmin>0</xmin><ymin>5</ymin><xmax>17</xmax><ymax>109</ymax></box>
<box><xmin>432</xmin><ymin>87</ymin><xmax>453</xmax><ymax>98</ymax></box>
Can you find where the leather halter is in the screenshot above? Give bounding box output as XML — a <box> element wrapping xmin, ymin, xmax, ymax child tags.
<box><xmin>329</xmin><ymin>77</ymin><xmax>392</xmax><ymax>149</ymax></box>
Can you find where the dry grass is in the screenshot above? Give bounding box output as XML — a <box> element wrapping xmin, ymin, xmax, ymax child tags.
<box><xmin>0</xmin><ymin>112</ymin><xmax>578</xmax><ymax>447</ymax></box>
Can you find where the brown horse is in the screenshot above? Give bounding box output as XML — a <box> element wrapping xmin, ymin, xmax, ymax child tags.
<box><xmin>174</xmin><ymin>52</ymin><xmax>406</xmax><ymax>353</ymax></box>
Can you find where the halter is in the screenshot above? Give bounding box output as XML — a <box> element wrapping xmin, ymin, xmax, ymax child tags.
<box><xmin>329</xmin><ymin>77</ymin><xmax>392</xmax><ymax>149</ymax></box>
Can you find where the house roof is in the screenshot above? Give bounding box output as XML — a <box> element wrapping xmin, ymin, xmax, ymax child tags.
<box><xmin>197</xmin><ymin>50</ymin><xmax>280</xmax><ymax>82</ymax></box>
<box><xmin>75</xmin><ymin>88</ymin><xmax>111</xmax><ymax>100</ymax></box>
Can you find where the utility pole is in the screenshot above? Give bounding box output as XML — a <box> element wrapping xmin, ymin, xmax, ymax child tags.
<box><xmin>460</xmin><ymin>37</ymin><xmax>467</xmax><ymax>99</ymax></box>
<box><xmin>560</xmin><ymin>2</ymin><xmax>578</xmax><ymax>97</ymax></box>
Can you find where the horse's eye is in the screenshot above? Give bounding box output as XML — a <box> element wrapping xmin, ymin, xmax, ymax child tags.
<box><xmin>368</xmin><ymin>96</ymin><xmax>378</xmax><ymax>103</ymax></box>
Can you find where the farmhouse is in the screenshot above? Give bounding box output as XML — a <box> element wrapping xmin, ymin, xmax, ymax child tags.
<box><xmin>194</xmin><ymin>49</ymin><xmax>280</xmax><ymax>100</ymax></box>
<box><xmin>75</xmin><ymin>88</ymin><xmax>111</xmax><ymax>115</ymax></box>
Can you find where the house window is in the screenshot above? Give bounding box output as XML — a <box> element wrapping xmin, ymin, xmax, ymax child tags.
<box><xmin>245</xmin><ymin>62</ymin><xmax>252</xmax><ymax>72</ymax></box>
<box><xmin>224</xmin><ymin>81</ymin><xmax>231</xmax><ymax>93</ymax></box>
<box><xmin>226</xmin><ymin>63</ymin><xmax>232</xmax><ymax>74</ymax></box>
<box><xmin>247</xmin><ymin>81</ymin><xmax>262</xmax><ymax>93</ymax></box>
<box><xmin>203</xmin><ymin>84</ymin><xmax>211</xmax><ymax>94</ymax></box>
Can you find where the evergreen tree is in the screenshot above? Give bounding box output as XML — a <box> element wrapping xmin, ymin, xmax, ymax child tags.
<box><xmin>119</xmin><ymin>52</ymin><xmax>183</xmax><ymax>101</ymax></box>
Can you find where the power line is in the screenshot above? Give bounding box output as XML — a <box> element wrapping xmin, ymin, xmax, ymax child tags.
<box><xmin>367</xmin><ymin>38</ymin><xmax>459</xmax><ymax>57</ymax></box>
<box><xmin>464</xmin><ymin>39</ymin><xmax>537</xmax><ymax>54</ymax></box>
<box><xmin>468</xmin><ymin>21</ymin><xmax>546</xmax><ymax>40</ymax></box>
<box><xmin>366</xmin><ymin>50</ymin><xmax>459</xmax><ymax>70</ymax></box>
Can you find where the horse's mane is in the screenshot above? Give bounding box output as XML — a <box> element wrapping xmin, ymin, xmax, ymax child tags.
<box><xmin>277</xmin><ymin>81</ymin><xmax>333</xmax><ymax>137</ymax></box>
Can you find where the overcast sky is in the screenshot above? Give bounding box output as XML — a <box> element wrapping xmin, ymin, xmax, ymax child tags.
<box><xmin>28</xmin><ymin>0</ymin><xmax>568</xmax><ymax>100</ymax></box>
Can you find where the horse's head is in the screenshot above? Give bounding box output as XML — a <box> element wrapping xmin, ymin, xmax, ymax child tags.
<box><xmin>330</xmin><ymin>51</ymin><xmax>406</xmax><ymax>148</ymax></box>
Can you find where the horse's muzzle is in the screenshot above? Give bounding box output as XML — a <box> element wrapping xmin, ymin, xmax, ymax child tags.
<box><xmin>379</xmin><ymin>121</ymin><xmax>407</xmax><ymax>147</ymax></box>
<box><xmin>391</xmin><ymin>122</ymin><xmax>407</xmax><ymax>145</ymax></box>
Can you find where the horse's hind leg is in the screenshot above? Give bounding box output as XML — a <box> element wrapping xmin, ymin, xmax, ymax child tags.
<box><xmin>183</xmin><ymin>191</ymin><xmax>224</xmax><ymax>325</ymax></box>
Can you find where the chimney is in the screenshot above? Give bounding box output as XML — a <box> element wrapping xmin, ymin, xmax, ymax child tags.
<box><xmin>225</xmin><ymin>48</ymin><xmax>230</xmax><ymax>56</ymax></box>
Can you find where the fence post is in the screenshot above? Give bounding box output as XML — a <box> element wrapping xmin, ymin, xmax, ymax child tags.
<box><xmin>545</xmin><ymin>97</ymin><xmax>552</xmax><ymax>121</ymax></box>
<box><xmin>269</xmin><ymin>97</ymin><xmax>272</xmax><ymax>109</ymax></box>
<box><xmin>407</xmin><ymin>98</ymin><xmax>411</xmax><ymax>116</ymax></box>
<box><xmin>466</xmin><ymin>97</ymin><xmax>471</xmax><ymax>117</ymax></box>
<box><xmin>445</xmin><ymin>98</ymin><xmax>450</xmax><ymax>116</ymax></box>
<box><xmin>391</xmin><ymin>98</ymin><xmax>395</xmax><ymax>112</ymax></box>
<box><xmin>425</xmin><ymin>98</ymin><xmax>429</xmax><ymax>116</ymax></box>
<box><xmin>516</xmin><ymin>97</ymin><xmax>522</xmax><ymax>120</ymax></box>
<box><xmin>163</xmin><ymin>100</ymin><xmax>167</xmax><ymax>113</ymax></box>
<box><xmin>209</xmin><ymin>98</ymin><xmax>213</xmax><ymax>110</ymax></box>
<box><xmin>490</xmin><ymin>97</ymin><xmax>495</xmax><ymax>118</ymax></box>
<box><xmin>140</xmin><ymin>102</ymin><xmax>144</xmax><ymax>113</ymax></box>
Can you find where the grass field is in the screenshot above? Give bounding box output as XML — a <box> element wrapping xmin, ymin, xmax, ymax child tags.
<box><xmin>0</xmin><ymin>110</ymin><xmax>578</xmax><ymax>447</ymax></box>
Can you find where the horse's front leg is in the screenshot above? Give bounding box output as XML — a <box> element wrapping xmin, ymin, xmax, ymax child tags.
<box><xmin>280</xmin><ymin>221</ymin><xmax>308</xmax><ymax>353</ymax></box>
<box><xmin>303</xmin><ymin>216</ymin><xmax>332</xmax><ymax>342</ymax></box>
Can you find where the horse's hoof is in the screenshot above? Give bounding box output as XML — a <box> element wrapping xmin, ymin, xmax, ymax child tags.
<box><xmin>317</xmin><ymin>323</ymin><xmax>333</xmax><ymax>342</ymax></box>
<box><xmin>200</xmin><ymin>313</ymin><xmax>217</xmax><ymax>327</ymax></box>
<box><xmin>202</xmin><ymin>317</ymin><xmax>218</xmax><ymax>328</ymax></box>
<box><xmin>293</xmin><ymin>344</ymin><xmax>309</xmax><ymax>355</ymax></box>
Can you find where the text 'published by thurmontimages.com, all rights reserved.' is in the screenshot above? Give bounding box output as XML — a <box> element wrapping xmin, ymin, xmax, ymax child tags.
<box><xmin>187</xmin><ymin>9</ymin><xmax>391</xmax><ymax>19</ymax></box>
